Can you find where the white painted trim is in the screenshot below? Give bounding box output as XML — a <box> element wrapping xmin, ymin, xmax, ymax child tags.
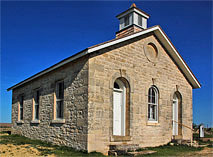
<box><xmin>7</xmin><ymin>50</ymin><xmax>88</xmax><ymax>91</ymax></box>
<box><xmin>142</xmin><ymin>18</ymin><xmax>147</xmax><ymax>29</ymax></box>
<box><xmin>113</xmin><ymin>88</ymin><xmax>123</xmax><ymax>92</ymax></box>
<box><xmin>113</xmin><ymin>79</ymin><xmax>126</xmax><ymax>136</ymax></box>
<box><xmin>88</xmin><ymin>27</ymin><xmax>158</xmax><ymax>53</ymax></box>
<box><xmin>117</xmin><ymin>8</ymin><xmax>149</xmax><ymax>19</ymax></box>
<box><xmin>148</xmin><ymin>86</ymin><xmax>159</xmax><ymax>122</ymax></box>
<box><xmin>147</xmin><ymin>120</ymin><xmax>158</xmax><ymax>123</ymax></box>
<box><xmin>173</xmin><ymin>96</ymin><xmax>179</xmax><ymax>135</ymax></box>
<box><xmin>7</xmin><ymin>25</ymin><xmax>200</xmax><ymax>91</ymax></box>
<box><xmin>33</xmin><ymin>89</ymin><xmax>40</xmax><ymax>121</ymax></box>
<box><xmin>155</xmin><ymin>28</ymin><xmax>201</xmax><ymax>88</ymax></box>
<box><xmin>134</xmin><ymin>8</ymin><xmax>149</xmax><ymax>19</ymax></box>
<box><xmin>122</xmin><ymin>85</ymin><xmax>126</xmax><ymax>136</ymax></box>
<box><xmin>88</xmin><ymin>25</ymin><xmax>200</xmax><ymax>88</ymax></box>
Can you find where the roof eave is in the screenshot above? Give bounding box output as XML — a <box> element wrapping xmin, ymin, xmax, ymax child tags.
<box><xmin>7</xmin><ymin>25</ymin><xmax>201</xmax><ymax>91</ymax></box>
<box><xmin>7</xmin><ymin>48</ymin><xmax>89</xmax><ymax>91</ymax></box>
<box><xmin>116</xmin><ymin>7</ymin><xmax>150</xmax><ymax>19</ymax></box>
<box><xmin>87</xmin><ymin>25</ymin><xmax>201</xmax><ymax>89</ymax></box>
<box><xmin>153</xmin><ymin>26</ymin><xmax>201</xmax><ymax>89</ymax></box>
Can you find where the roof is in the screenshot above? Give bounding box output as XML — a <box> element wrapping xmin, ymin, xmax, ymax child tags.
<box><xmin>116</xmin><ymin>4</ymin><xmax>150</xmax><ymax>19</ymax></box>
<box><xmin>7</xmin><ymin>25</ymin><xmax>201</xmax><ymax>91</ymax></box>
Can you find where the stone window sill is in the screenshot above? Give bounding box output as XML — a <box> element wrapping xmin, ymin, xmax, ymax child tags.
<box><xmin>110</xmin><ymin>135</ymin><xmax>132</xmax><ymax>142</ymax></box>
<box><xmin>31</xmin><ymin>120</ymin><xmax>40</xmax><ymax>124</ymax></box>
<box><xmin>17</xmin><ymin>120</ymin><xmax>24</xmax><ymax>124</ymax></box>
<box><xmin>146</xmin><ymin>121</ymin><xmax>160</xmax><ymax>126</ymax></box>
<box><xmin>51</xmin><ymin>119</ymin><xmax>65</xmax><ymax>124</ymax></box>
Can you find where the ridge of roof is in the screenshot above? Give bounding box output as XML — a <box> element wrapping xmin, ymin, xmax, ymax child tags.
<box><xmin>89</xmin><ymin>25</ymin><xmax>154</xmax><ymax>49</ymax></box>
<box><xmin>7</xmin><ymin>25</ymin><xmax>201</xmax><ymax>91</ymax></box>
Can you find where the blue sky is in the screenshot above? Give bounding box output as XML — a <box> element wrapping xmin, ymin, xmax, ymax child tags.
<box><xmin>1</xmin><ymin>1</ymin><xmax>212</xmax><ymax>127</ymax></box>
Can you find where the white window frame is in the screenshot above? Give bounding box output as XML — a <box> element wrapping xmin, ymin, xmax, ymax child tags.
<box><xmin>138</xmin><ymin>14</ymin><xmax>142</xmax><ymax>26</ymax></box>
<box><xmin>148</xmin><ymin>86</ymin><xmax>158</xmax><ymax>122</ymax></box>
<box><xmin>33</xmin><ymin>89</ymin><xmax>40</xmax><ymax>120</ymax></box>
<box><xmin>124</xmin><ymin>14</ymin><xmax>130</xmax><ymax>27</ymax></box>
<box><xmin>55</xmin><ymin>81</ymin><xmax>64</xmax><ymax>119</ymax></box>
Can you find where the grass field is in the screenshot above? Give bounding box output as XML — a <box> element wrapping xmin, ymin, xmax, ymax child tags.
<box><xmin>0</xmin><ymin>133</ymin><xmax>104</xmax><ymax>156</ymax></box>
<box><xmin>0</xmin><ymin>133</ymin><xmax>212</xmax><ymax>156</ymax></box>
<box><xmin>139</xmin><ymin>145</ymin><xmax>203</xmax><ymax>156</ymax></box>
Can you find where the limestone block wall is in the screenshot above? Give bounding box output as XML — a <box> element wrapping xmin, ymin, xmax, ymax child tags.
<box><xmin>87</xmin><ymin>34</ymin><xmax>193</xmax><ymax>154</ymax></box>
<box><xmin>11</xmin><ymin>56</ymin><xmax>89</xmax><ymax>150</ymax></box>
<box><xmin>11</xmin><ymin>33</ymin><xmax>194</xmax><ymax>155</ymax></box>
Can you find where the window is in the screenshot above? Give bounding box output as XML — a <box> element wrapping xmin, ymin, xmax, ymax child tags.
<box><xmin>138</xmin><ymin>14</ymin><xmax>142</xmax><ymax>26</ymax></box>
<box><xmin>56</xmin><ymin>81</ymin><xmax>64</xmax><ymax>119</ymax></box>
<box><xmin>124</xmin><ymin>15</ymin><xmax>130</xmax><ymax>27</ymax></box>
<box><xmin>114</xmin><ymin>82</ymin><xmax>120</xmax><ymax>89</ymax></box>
<box><xmin>19</xmin><ymin>96</ymin><xmax>24</xmax><ymax>120</ymax></box>
<box><xmin>148</xmin><ymin>86</ymin><xmax>158</xmax><ymax>121</ymax></box>
<box><xmin>34</xmin><ymin>90</ymin><xmax>40</xmax><ymax>120</ymax></box>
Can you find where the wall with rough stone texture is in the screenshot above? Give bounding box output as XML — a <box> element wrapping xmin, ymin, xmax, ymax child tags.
<box><xmin>11</xmin><ymin>32</ymin><xmax>194</xmax><ymax>155</ymax></box>
<box><xmin>11</xmin><ymin>56</ymin><xmax>89</xmax><ymax>151</ymax></box>
<box><xmin>87</xmin><ymin>33</ymin><xmax>193</xmax><ymax>154</ymax></box>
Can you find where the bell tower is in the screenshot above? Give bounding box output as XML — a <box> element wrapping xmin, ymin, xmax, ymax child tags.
<box><xmin>116</xmin><ymin>3</ymin><xmax>150</xmax><ymax>38</ymax></box>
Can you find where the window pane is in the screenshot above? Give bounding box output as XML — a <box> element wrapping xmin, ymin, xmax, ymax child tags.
<box><xmin>20</xmin><ymin>96</ymin><xmax>24</xmax><ymax>120</ymax></box>
<box><xmin>58</xmin><ymin>82</ymin><xmax>64</xmax><ymax>99</ymax></box>
<box><xmin>124</xmin><ymin>15</ymin><xmax>129</xmax><ymax>26</ymax></box>
<box><xmin>173</xmin><ymin>93</ymin><xmax>178</xmax><ymax>100</ymax></box>
<box><xmin>138</xmin><ymin>14</ymin><xmax>142</xmax><ymax>26</ymax></box>
<box><xmin>35</xmin><ymin>105</ymin><xmax>39</xmax><ymax>120</ymax></box>
<box><xmin>36</xmin><ymin>90</ymin><xmax>39</xmax><ymax>104</ymax></box>
<box><xmin>152</xmin><ymin>95</ymin><xmax>155</xmax><ymax>104</ymax></box>
<box><xmin>152</xmin><ymin>88</ymin><xmax>155</xmax><ymax>97</ymax></box>
<box><xmin>20</xmin><ymin>108</ymin><xmax>23</xmax><ymax>120</ymax></box>
<box><xmin>114</xmin><ymin>82</ymin><xmax>120</xmax><ymax>89</ymax></box>
<box><xmin>148</xmin><ymin>105</ymin><xmax>157</xmax><ymax>121</ymax></box>
<box><xmin>148</xmin><ymin>95</ymin><xmax>151</xmax><ymax>103</ymax></box>
<box><xmin>150</xmin><ymin>105</ymin><xmax>153</xmax><ymax>119</ymax></box>
<box><xmin>148</xmin><ymin>88</ymin><xmax>152</xmax><ymax>96</ymax></box>
<box><xmin>151</xmin><ymin>105</ymin><xmax>155</xmax><ymax>120</ymax></box>
<box><xmin>20</xmin><ymin>96</ymin><xmax>24</xmax><ymax>108</ymax></box>
<box><xmin>148</xmin><ymin>104</ymin><xmax>150</xmax><ymax>119</ymax></box>
<box><xmin>148</xmin><ymin>87</ymin><xmax>158</xmax><ymax>121</ymax></box>
<box><xmin>34</xmin><ymin>90</ymin><xmax>40</xmax><ymax>120</ymax></box>
<box><xmin>56</xmin><ymin>101</ymin><xmax>63</xmax><ymax>119</ymax></box>
<box><xmin>148</xmin><ymin>88</ymin><xmax>152</xmax><ymax>103</ymax></box>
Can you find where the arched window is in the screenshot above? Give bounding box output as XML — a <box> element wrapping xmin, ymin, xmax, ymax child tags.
<box><xmin>114</xmin><ymin>82</ymin><xmax>120</xmax><ymax>89</ymax></box>
<box><xmin>148</xmin><ymin>86</ymin><xmax>158</xmax><ymax>121</ymax></box>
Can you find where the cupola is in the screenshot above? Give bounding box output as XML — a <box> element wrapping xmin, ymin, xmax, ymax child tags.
<box><xmin>116</xmin><ymin>3</ymin><xmax>150</xmax><ymax>38</ymax></box>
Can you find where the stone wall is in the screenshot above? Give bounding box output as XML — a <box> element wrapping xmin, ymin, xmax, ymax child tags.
<box><xmin>11</xmin><ymin>32</ymin><xmax>194</xmax><ymax>155</ymax></box>
<box><xmin>11</xmin><ymin>56</ymin><xmax>89</xmax><ymax>151</ymax></box>
<box><xmin>87</xmin><ymin>33</ymin><xmax>193</xmax><ymax>154</ymax></box>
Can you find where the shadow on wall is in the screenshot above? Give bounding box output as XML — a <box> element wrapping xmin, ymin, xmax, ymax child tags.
<box><xmin>11</xmin><ymin>56</ymin><xmax>89</xmax><ymax>149</ymax></box>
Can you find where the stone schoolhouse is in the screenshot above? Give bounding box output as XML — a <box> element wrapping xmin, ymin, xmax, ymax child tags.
<box><xmin>8</xmin><ymin>4</ymin><xmax>201</xmax><ymax>155</ymax></box>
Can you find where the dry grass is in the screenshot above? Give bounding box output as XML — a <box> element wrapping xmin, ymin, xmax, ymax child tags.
<box><xmin>0</xmin><ymin>133</ymin><xmax>104</xmax><ymax>156</ymax></box>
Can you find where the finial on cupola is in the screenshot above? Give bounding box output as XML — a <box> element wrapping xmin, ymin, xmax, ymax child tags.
<box><xmin>130</xmin><ymin>3</ymin><xmax>137</xmax><ymax>8</ymax></box>
<box><xmin>115</xmin><ymin>3</ymin><xmax>150</xmax><ymax>38</ymax></box>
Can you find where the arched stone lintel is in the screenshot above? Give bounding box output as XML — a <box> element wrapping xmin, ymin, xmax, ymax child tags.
<box><xmin>145</xmin><ymin>81</ymin><xmax>161</xmax><ymax>99</ymax></box>
<box><xmin>109</xmin><ymin>72</ymin><xmax>134</xmax><ymax>93</ymax></box>
<box><xmin>170</xmin><ymin>86</ymin><xmax>183</xmax><ymax>102</ymax></box>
